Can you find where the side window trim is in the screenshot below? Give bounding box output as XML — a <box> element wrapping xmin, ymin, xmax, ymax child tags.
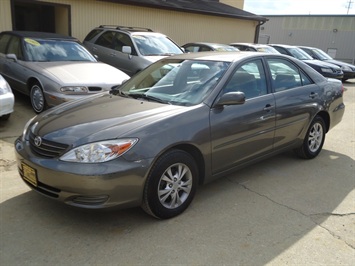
<box><xmin>222</xmin><ymin>58</ymin><xmax>269</xmax><ymax>99</ymax></box>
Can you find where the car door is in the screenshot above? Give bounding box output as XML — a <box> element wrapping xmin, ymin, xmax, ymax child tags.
<box><xmin>1</xmin><ymin>35</ymin><xmax>28</xmax><ymax>93</ymax></box>
<box><xmin>266</xmin><ymin>57</ymin><xmax>321</xmax><ymax>149</ymax></box>
<box><xmin>112</xmin><ymin>32</ymin><xmax>142</xmax><ymax>76</ymax></box>
<box><xmin>88</xmin><ymin>30</ymin><xmax>117</xmax><ymax>67</ymax></box>
<box><xmin>210</xmin><ymin>58</ymin><xmax>276</xmax><ymax>174</ymax></box>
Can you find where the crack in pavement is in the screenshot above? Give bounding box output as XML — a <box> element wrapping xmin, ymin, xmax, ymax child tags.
<box><xmin>226</xmin><ymin>177</ymin><xmax>355</xmax><ymax>250</ymax></box>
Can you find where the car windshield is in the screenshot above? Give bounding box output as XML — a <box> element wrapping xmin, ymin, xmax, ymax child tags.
<box><xmin>132</xmin><ymin>35</ymin><xmax>183</xmax><ymax>56</ymax></box>
<box><xmin>288</xmin><ymin>47</ymin><xmax>313</xmax><ymax>60</ymax></box>
<box><xmin>312</xmin><ymin>48</ymin><xmax>333</xmax><ymax>60</ymax></box>
<box><xmin>23</xmin><ymin>38</ymin><xmax>96</xmax><ymax>62</ymax></box>
<box><xmin>210</xmin><ymin>44</ymin><xmax>239</xmax><ymax>52</ymax></box>
<box><xmin>256</xmin><ymin>46</ymin><xmax>280</xmax><ymax>54</ymax></box>
<box><xmin>117</xmin><ymin>59</ymin><xmax>230</xmax><ymax>106</ymax></box>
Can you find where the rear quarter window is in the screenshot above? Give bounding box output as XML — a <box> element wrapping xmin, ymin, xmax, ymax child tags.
<box><xmin>0</xmin><ymin>34</ymin><xmax>11</xmax><ymax>54</ymax></box>
<box><xmin>84</xmin><ymin>29</ymin><xmax>103</xmax><ymax>42</ymax></box>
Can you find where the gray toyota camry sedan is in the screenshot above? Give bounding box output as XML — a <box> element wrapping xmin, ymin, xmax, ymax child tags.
<box><xmin>15</xmin><ymin>52</ymin><xmax>345</xmax><ymax>219</ymax></box>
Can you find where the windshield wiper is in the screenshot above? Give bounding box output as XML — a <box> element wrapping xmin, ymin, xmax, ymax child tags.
<box><xmin>110</xmin><ymin>86</ymin><xmax>128</xmax><ymax>97</ymax></box>
<box><xmin>128</xmin><ymin>93</ymin><xmax>168</xmax><ymax>104</ymax></box>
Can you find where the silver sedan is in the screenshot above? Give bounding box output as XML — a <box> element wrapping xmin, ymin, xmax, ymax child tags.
<box><xmin>0</xmin><ymin>31</ymin><xmax>129</xmax><ymax>113</ymax></box>
<box><xmin>15</xmin><ymin>52</ymin><xmax>345</xmax><ymax>219</ymax></box>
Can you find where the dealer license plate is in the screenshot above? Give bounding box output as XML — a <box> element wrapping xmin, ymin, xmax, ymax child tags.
<box><xmin>22</xmin><ymin>163</ymin><xmax>38</xmax><ymax>187</ymax></box>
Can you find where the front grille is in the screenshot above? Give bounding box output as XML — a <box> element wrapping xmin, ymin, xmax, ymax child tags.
<box><xmin>88</xmin><ymin>86</ymin><xmax>102</xmax><ymax>91</ymax></box>
<box><xmin>29</xmin><ymin>131</ymin><xmax>69</xmax><ymax>158</ymax></box>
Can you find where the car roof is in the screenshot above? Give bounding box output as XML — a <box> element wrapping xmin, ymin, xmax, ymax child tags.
<box><xmin>162</xmin><ymin>51</ymin><xmax>276</xmax><ymax>62</ymax></box>
<box><xmin>95</xmin><ymin>25</ymin><xmax>156</xmax><ymax>34</ymax></box>
<box><xmin>97</xmin><ymin>25</ymin><xmax>153</xmax><ymax>31</ymax></box>
<box><xmin>183</xmin><ymin>42</ymin><xmax>232</xmax><ymax>47</ymax></box>
<box><xmin>1</xmin><ymin>31</ymin><xmax>77</xmax><ymax>40</ymax></box>
<box><xmin>269</xmin><ymin>44</ymin><xmax>297</xmax><ymax>49</ymax></box>
<box><xmin>230</xmin><ymin>43</ymin><xmax>270</xmax><ymax>48</ymax></box>
<box><xmin>298</xmin><ymin>46</ymin><xmax>317</xmax><ymax>50</ymax></box>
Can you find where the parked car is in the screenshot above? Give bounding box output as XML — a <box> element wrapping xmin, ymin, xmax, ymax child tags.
<box><xmin>229</xmin><ymin>43</ymin><xmax>280</xmax><ymax>54</ymax></box>
<box><xmin>15</xmin><ymin>52</ymin><xmax>345</xmax><ymax>219</ymax></box>
<box><xmin>298</xmin><ymin>46</ymin><xmax>355</xmax><ymax>81</ymax></box>
<box><xmin>182</xmin><ymin>42</ymin><xmax>239</xmax><ymax>52</ymax></box>
<box><xmin>0</xmin><ymin>74</ymin><xmax>14</xmax><ymax>120</ymax></box>
<box><xmin>269</xmin><ymin>44</ymin><xmax>344</xmax><ymax>80</ymax></box>
<box><xmin>83</xmin><ymin>25</ymin><xmax>184</xmax><ymax>76</ymax></box>
<box><xmin>0</xmin><ymin>31</ymin><xmax>129</xmax><ymax>113</ymax></box>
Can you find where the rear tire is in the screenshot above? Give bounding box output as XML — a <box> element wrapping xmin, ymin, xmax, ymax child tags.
<box><xmin>30</xmin><ymin>82</ymin><xmax>47</xmax><ymax>113</ymax></box>
<box><xmin>295</xmin><ymin>116</ymin><xmax>326</xmax><ymax>159</ymax></box>
<box><xmin>1</xmin><ymin>114</ymin><xmax>10</xmax><ymax>120</ymax></box>
<box><xmin>142</xmin><ymin>149</ymin><xmax>198</xmax><ymax>219</ymax></box>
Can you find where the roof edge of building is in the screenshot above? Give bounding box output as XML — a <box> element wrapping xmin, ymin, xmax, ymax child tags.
<box><xmin>97</xmin><ymin>0</ymin><xmax>267</xmax><ymax>22</ymax></box>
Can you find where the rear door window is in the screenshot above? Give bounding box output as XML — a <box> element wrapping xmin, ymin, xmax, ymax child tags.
<box><xmin>95</xmin><ymin>31</ymin><xmax>115</xmax><ymax>48</ymax></box>
<box><xmin>266</xmin><ymin>58</ymin><xmax>313</xmax><ymax>92</ymax></box>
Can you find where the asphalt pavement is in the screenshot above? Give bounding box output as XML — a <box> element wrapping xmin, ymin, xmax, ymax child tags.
<box><xmin>0</xmin><ymin>80</ymin><xmax>354</xmax><ymax>265</ymax></box>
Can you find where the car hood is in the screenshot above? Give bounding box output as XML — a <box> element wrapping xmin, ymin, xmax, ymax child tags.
<box><xmin>27</xmin><ymin>61</ymin><xmax>130</xmax><ymax>85</ymax></box>
<box><xmin>32</xmin><ymin>93</ymin><xmax>189</xmax><ymax>145</ymax></box>
<box><xmin>143</xmin><ymin>56</ymin><xmax>168</xmax><ymax>63</ymax></box>
<box><xmin>324</xmin><ymin>59</ymin><xmax>355</xmax><ymax>70</ymax></box>
<box><xmin>303</xmin><ymin>59</ymin><xmax>341</xmax><ymax>69</ymax></box>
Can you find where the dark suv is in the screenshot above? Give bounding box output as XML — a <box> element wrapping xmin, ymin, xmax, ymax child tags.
<box><xmin>83</xmin><ymin>25</ymin><xmax>184</xmax><ymax>76</ymax></box>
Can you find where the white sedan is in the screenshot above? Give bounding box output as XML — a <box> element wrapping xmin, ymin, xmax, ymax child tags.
<box><xmin>0</xmin><ymin>74</ymin><xmax>14</xmax><ymax>120</ymax></box>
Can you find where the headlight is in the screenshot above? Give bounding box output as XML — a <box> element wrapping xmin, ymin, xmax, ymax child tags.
<box><xmin>22</xmin><ymin>117</ymin><xmax>37</xmax><ymax>141</ymax></box>
<box><xmin>60</xmin><ymin>139</ymin><xmax>138</xmax><ymax>163</ymax></box>
<box><xmin>0</xmin><ymin>76</ymin><xmax>11</xmax><ymax>95</ymax></box>
<box><xmin>60</xmin><ymin>86</ymin><xmax>88</xmax><ymax>93</ymax></box>
<box><xmin>321</xmin><ymin>68</ymin><xmax>333</xmax><ymax>73</ymax></box>
<box><xmin>341</xmin><ymin>65</ymin><xmax>351</xmax><ymax>71</ymax></box>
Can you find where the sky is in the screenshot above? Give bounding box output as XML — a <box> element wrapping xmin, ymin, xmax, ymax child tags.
<box><xmin>243</xmin><ymin>0</ymin><xmax>355</xmax><ymax>15</ymax></box>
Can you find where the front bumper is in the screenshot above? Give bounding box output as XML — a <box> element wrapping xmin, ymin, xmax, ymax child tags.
<box><xmin>15</xmin><ymin>137</ymin><xmax>152</xmax><ymax>210</ymax></box>
<box><xmin>321</xmin><ymin>72</ymin><xmax>343</xmax><ymax>80</ymax></box>
<box><xmin>0</xmin><ymin>92</ymin><xmax>15</xmax><ymax>116</ymax></box>
<box><xmin>343</xmin><ymin>70</ymin><xmax>355</xmax><ymax>80</ymax></box>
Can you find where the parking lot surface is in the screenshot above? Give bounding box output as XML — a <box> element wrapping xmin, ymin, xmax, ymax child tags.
<box><xmin>1</xmin><ymin>80</ymin><xmax>354</xmax><ymax>265</ymax></box>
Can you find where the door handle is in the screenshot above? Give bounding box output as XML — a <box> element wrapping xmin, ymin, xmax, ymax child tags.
<box><xmin>263</xmin><ymin>104</ymin><xmax>273</xmax><ymax>112</ymax></box>
<box><xmin>309</xmin><ymin>92</ymin><xmax>318</xmax><ymax>98</ymax></box>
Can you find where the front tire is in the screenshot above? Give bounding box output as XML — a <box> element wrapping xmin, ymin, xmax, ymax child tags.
<box><xmin>30</xmin><ymin>82</ymin><xmax>47</xmax><ymax>113</ymax></box>
<box><xmin>295</xmin><ymin>116</ymin><xmax>326</xmax><ymax>159</ymax></box>
<box><xmin>142</xmin><ymin>149</ymin><xmax>198</xmax><ymax>219</ymax></box>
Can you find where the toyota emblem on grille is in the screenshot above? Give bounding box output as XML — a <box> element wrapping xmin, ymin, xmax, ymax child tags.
<box><xmin>34</xmin><ymin>136</ymin><xmax>42</xmax><ymax>147</ymax></box>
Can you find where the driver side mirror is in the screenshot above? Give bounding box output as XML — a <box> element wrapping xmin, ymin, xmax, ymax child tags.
<box><xmin>122</xmin><ymin>46</ymin><xmax>132</xmax><ymax>55</ymax></box>
<box><xmin>6</xmin><ymin>54</ymin><xmax>18</xmax><ymax>62</ymax></box>
<box><xmin>215</xmin><ymin>92</ymin><xmax>246</xmax><ymax>107</ymax></box>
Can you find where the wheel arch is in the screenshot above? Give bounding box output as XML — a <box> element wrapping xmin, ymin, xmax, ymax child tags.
<box><xmin>27</xmin><ymin>77</ymin><xmax>42</xmax><ymax>91</ymax></box>
<box><xmin>163</xmin><ymin>144</ymin><xmax>206</xmax><ymax>186</ymax></box>
<box><xmin>316</xmin><ymin>111</ymin><xmax>330</xmax><ymax>133</ymax></box>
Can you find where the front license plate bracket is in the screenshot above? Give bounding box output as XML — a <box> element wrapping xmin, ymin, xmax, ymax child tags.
<box><xmin>22</xmin><ymin>163</ymin><xmax>38</xmax><ymax>187</ymax></box>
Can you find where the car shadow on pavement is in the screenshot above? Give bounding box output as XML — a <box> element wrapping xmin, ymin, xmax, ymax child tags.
<box><xmin>1</xmin><ymin>149</ymin><xmax>354</xmax><ymax>265</ymax></box>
